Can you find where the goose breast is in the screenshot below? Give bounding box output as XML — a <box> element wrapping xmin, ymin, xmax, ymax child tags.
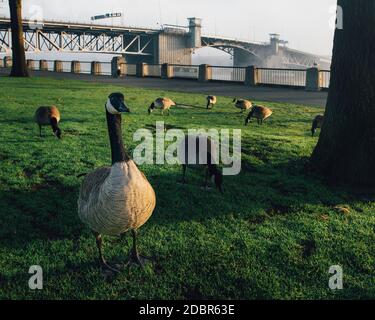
<box><xmin>78</xmin><ymin>160</ymin><xmax>156</xmax><ymax>236</ymax></box>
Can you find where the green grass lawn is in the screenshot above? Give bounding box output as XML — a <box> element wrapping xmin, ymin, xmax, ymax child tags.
<box><xmin>0</xmin><ymin>76</ymin><xmax>374</xmax><ymax>300</ymax></box>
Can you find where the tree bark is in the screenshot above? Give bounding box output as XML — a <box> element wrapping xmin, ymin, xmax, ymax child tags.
<box><xmin>9</xmin><ymin>0</ymin><xmax>29</xmax><ymax>77</ymax></box>
<box><xmin>311</xmin><ymin>0</ymin><xmax>375</xmax><ymax>188</ymax></box>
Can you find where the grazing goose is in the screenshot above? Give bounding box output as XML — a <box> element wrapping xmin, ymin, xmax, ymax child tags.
<box><xmin>245</xmin><ymin>105</ymin><xmax>273</xmax><ymax>125</ymax></box>
<box><xmin>34</xmin><ymin>106</ymin><xmax>62</xmax><ymax>139</ymax></box>
<box><xmin>233</xmin><ymin>98</ymin><xmax>253</xmax><ymax>112</ymax></box>
<box><xmin>78</xmin><ymin>93</ymin><xmax>156</xmax><ymax>272</ymax></box>
<box><xmin>148</xmin><ymin>97</ymin><xmax>176</xmax><ymax>116</ymax></box>
<box><xmin>311</xmin><ymin>115</ymin><xmax>324</xmax><ymax>136</ymax></box>
<box><xmin>178</xmin><ymin>134</ymin><xmax>223</xmax><ymax>194</ymax></box>
<box><xmin>206</xmin><ymin>95</ymin><xmax>217</xmax><ymax>109</ymax></box>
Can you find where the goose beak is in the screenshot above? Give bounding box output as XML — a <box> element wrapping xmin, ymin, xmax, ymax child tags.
<box><xmin>118</xmin><ymin>101</ymin><xmax>130</xmax><ymax>113</ymax></box>
<box><xmin>109</xmin><ymin>93</ymin><xmax>130</xmax><ymax>113</ymax></box>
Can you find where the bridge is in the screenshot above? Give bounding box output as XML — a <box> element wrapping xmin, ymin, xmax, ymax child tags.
<box><xmin>0</xmin><ymin>16</ymin><xmax>331</xmax><ymax>69</ymax></box>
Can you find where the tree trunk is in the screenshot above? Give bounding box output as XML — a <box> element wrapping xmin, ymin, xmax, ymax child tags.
<box><xmin>9</xmin><ymin>0</ymin><xmax>29</xmax><ymax>77</ymax></box>
<box><xmin>311</xmin><ymin>0</ymin><xmax>375</xmax><ymax>188</ymax></box>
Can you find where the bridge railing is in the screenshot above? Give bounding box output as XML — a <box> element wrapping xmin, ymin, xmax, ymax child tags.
<box><xmin>210</xmin><ymin>66</ymin><xmax>246</xmax><ymax>82</ymax></box>
<box><xmin>257</xmin><ymin>68</ymin><xmax>307</xmax><ymax>87</ymax></box>
<box><xmin>0</xmin><ymin>56</ymin><xmax>330</xmax><ymax>91</ymax></box>
<box><xmin>320</xmin><ymin>70</ymin><xmax>330</xmax><ymax>89</ymax></box>
<box><xmin>125</xmin><ymin>64</ymin><xmax>137</xmax><ymax>76</ymax></box>
<box><xmin>144</xmin><ymin>64</ymin><xmax>162</xmax><ymax>77</ymax></box>
<box><xmin>170</xmin><ymin>65</ymin><xmax>199</xmax><ymax>79</ymax></box>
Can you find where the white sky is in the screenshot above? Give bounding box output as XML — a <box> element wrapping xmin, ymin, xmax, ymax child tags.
<box><xmin>0</xmin><ymin>0</ymin><xmax>337</xmax><ymax>56</ymax></box>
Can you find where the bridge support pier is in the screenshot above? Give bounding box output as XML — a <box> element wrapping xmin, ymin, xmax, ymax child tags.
<box><xmin>71</xmin><ymin>61</ymin><xmax>81</xmax><ymax>74</ymax></box>
<box><xmin>91</xmin><ymin>61</ymin><xmax>102</xmax><ymax>75</ymax></box>
<box><xmin>27</xmin><ymin>59</ymin><xmax>35</xmax><ymax>70</ymax></box>
<box><xmin>245</xmin><ymin>66</ymin><xmax>259</xmax><ymax>86</ymax></box>
<box><xmin>199</xmin><ymin>64</ymin><xmax>212</xmax><ymax>83</ymax></box>
<box><xmin>306</xmin><ymin>67</ymin><xmax>321</xmax><ymax>91</ymax></box>
<box><xmin>54</xmin><ymin>60</ymin><xmax>63</xmax><ymax>72</ymax></box>
<box><xmin>111</xmin><ymin>57</ymin><xmax>126</xmax><ymax>78</ymax></box>
<box><xmin>40</xmin><ymin>60</ymin><xmax>48</xmax><ymax>71</ymax></box>
<box><xmin>161</xmin><ymin>63</ymin><xmax>172</xmax><ymax>79</ymax></box>
<box><xmin>4</xmin><ymin>56</ymin><xmax>12</xmax><ymax>68</ymax></box>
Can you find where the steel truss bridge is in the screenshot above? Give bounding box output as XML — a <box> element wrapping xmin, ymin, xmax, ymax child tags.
<box><xmin>0</xmin><ymin>16</ymin><xmax>331</xmax><ymax>69</ymax></box>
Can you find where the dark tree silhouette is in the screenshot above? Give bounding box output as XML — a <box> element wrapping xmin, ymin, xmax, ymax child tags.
<box><xmin>311</xmin><ymin>0</ymin><xmax>375</xmax><ymax>187</ymax></box>
<box><xmin>8</xmin><ymin>0</ymin><xmax>29</xmax><ymax>77</ymax></box>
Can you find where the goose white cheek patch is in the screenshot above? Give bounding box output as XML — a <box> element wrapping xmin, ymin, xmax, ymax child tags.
<box><xmin>106</xmin><ymin>99</ymin><xmax>120</xmax><ymax>115</ymax></box>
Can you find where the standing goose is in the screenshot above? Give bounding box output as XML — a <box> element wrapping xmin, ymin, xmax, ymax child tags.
<box><xmin>245</xmin><ymin>105</ymin><xmax>273</xmax><ymax>125</ymax></box>
<box><xmin>148</xmin><ymin>97</ymin><xmax>176</xmax><ymax>116</ymax></box>
<box><xmin>233</xmin><ymin>98</ymin><xmax>253</xmax><ymax>112</ymax></box>
<box><xmin>311</xmin><ymin>115</ymin><xmax>324</xmax><ymax>136</ymax></box>
<box><xmin>178</xmin><ymin>134</ymin><xmax>223</xmax><ymax>194</ymax></box>
<box><xmin>78</xmin><ymin>93</ymin><xmax>156</xmax><ymax>272</ymax></box>
<box><xmin>206</xmin><ymin>95</ymin><xmax>217</xmax><ymax>109</ymax></box>
<box><xmin>34</xmin><ymin>106</ymin><xmax>62</xmax><ymax>139</ymax></box>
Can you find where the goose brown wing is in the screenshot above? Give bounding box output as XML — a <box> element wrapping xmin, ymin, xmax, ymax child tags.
<box><xmin>79</xmin><ymin>167</ymin><xmax>111</xmax><ymax>202</ymax></box>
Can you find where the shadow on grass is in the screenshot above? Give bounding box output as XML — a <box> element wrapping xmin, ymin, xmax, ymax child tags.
<box><xmin>0</xmin><ymin>117</ymin><xmax>89</xmax><ymax>125</ymax></box>
<box><xmin>0</xmin><ymin>155</ymin><xmax>372</xmax><ymax>252</ymax></box>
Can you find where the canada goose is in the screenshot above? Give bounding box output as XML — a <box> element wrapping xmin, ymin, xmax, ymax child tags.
<box><xmin>311</xmin><ymin>115</ymin><xmax>324</xmax><ymax>136</ymax></box>
<box><xmin>233</xmin><ymin>98</ymin><xmax>252</xmax><ymax>112</ymax></box>
<box><xmin>206</xmin><ymin>95</ymin><xmax>217</xmax><ymax>109</ymax></box>
<box><xmin>148</xmin><ymin>97</ymin><xmax>176</xmax><ymax>116</ymax></box>
<box><xmin>78</xmin><ymin>93</ymin><xmax>156</xmax><ymax>272</ymax></box>
<box><xmin>178</xmin><ymin>134</ymin><xmax>223</xmax><ymax>194</ymax></box>
<box><xmin>245</xmin><ymin>105</ymin><xmax>273</xmax><ymax>125</ymax></box>
<box><xmin>34</xmin><ymin>106</ymin><xmax>61</xmax><ymax>139</ymax></box>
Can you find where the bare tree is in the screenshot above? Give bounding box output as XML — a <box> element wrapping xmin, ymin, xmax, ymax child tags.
<box><xmin>8</xmin><ymin>0</ymin><xmax>29</xmax><ymax>77</ymax></box>
<box><xmin>311</xmin><ymin>0</ymin><xmax>375</xmax><ymax>187</ymax></box>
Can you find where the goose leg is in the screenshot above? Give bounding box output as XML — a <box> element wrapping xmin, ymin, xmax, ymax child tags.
<box><xmin>94</xmin><ymin>232</ymin><xmax>121</xmax><ymax>273</ymax></box>
<box><xmin>128</xmin><ymin>229</ymin><xmax>152</xmax><ymax>267</ymax></box>
<box><xmin>202</xmin><ymin>168</ymin><xmax>212</xmax><ymax>190</ymax></box>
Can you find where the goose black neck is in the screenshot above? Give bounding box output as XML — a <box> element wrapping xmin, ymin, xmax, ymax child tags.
<box><xmin>106</xmin><ymin>110</ymin><xmax>129</xmax><ymax>164</ymax></box>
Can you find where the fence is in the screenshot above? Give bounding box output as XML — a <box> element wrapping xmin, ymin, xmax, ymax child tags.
<box><xmin>320</xmin><ymin>70</ymin><xmax>330</xmax><ymax>89</ymax></box>
<box><xmin>171</xmin><ymin>65</ymin><xmax>199</xmax><ymax>79</ymax></box>
<box><xmin>0</xmin><ymin>56</ymin><xmax>330</xmax><ymax>91</ymax></box>
<box><xmin>257</xmin><ymin>68</ymin><xmax>307</xmax><ymax>87</ymax></box>
<box><xmin>125</xmin><ymin>63</ymin><xmax>137</xmax><ymax>76</ymax></box>
<box><xmin>210</xmin><ymin>66</ymin><xmax>246</xmax><ymax>82</ymax></box>
<box><xmin>144</xmin><ymin>64</ymin><xmax>161</xmax><ymax>77</ymax></box>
